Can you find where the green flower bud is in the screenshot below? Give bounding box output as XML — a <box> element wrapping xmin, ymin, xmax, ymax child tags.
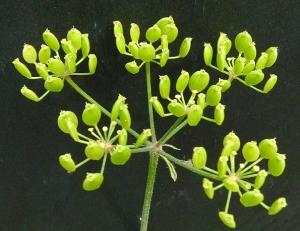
<box><xmin>64</xmin><ymin>54</ymin><xmax>76</xmax><ymax>73</ymax></box>
<box><xmin>128</xmin><ymin>42</ymin><xmax>139</xmax><ymax>59</ymax></box>
<box><xmin>146</xmin><ymin>24</ymin><xmax>161</xmax><ymax>43</ymax></box>
<box><xmin>217</xmin><ymin>33</ymin><xmax>228</xmax><ymax>51</ymax></box>
<box><xmin>135</xmin><ymin>129</ymin><xmax>151</xmax><ymax>148</ymax></box>
<box><xmin>179</xmin><ymin>37</ymin><xmax>192</xmax><ymax>57</ymax></box>
<box><xmin>187</xmin><ymin>105</ymin><xmax>203</xmax><ymax>126</ymax></box>
<box><xmin>218</xmin><ymin>212</ymin><xmax>236</xmax><ymax>228</ymax></box>
<box><xmin>167</xmin><ymin>100</ymin><xmax>186</xmax><ymax>117</ymax></box>
<box><xmin>67</xmin><ymin>27</ymin><xmax>82</xmax><ymax>50</ymax></box>
<box><xmin>38</xmin><ymin>45</ymin><xmax>51</xmax><ymax>63</ymax></box>
<box><xmin>118</xmin><ymin>129</ymin><xmax>128</xmax><ymax>146</ymax></box>
<box><xmin>268</xmin><ymin>153</ymin><xmax>286</xmax><ymax>176</ymax></box>
<box><xmin>159</xmin><ymin>75</ymin><xmax>171</xmax><ymax>99</ymax></box>
<box><xmin>138</xmin><ymin>43</ymin><xmax>156</xmax><ymax>62</ymax></box>
<box><xmin>110</xmin><ymin>145</ymin><xmax>131</xmax><ymax>165</ymax></box>
<box><xmin>161</xmin><ymin>23</ymin><xmax>178</xmax><ymax>43</ymax></box>
<box><xmin>85</xmin><ymin>141</ymin><xmax>105</xmax><ymax>160</ymax></box>
<box><xmin>214</xmin><ymin>103</ymin><xmax>225</xmax><ymax>125</ymax></box>
<box><xmin>217</xmin><ymin>156</ymin><xmax>228</xmax><ymax>177</ymax></box>
<box><xmin>13</xmin><ymin>58</ymin><xmax>32</xmax><ymax>78</ymax></box>
<box><xmin>245</xmin><ymin>70</ymin><xmax>264</xmax><ymax>86</ymax></box>
<box><xmin>81</xmin><ymin>34</ymin><xmax>90</xmax><ymax>58</ymax></box>
<box><xmin>115</xmin><ymin>33</ymin><xmax>126</xmax><ymax>54</ymax></box>
<box><xmin>223</xmin><ymin>178</ymin><xmax>239</xmax><ymax>192</ymax></box>
<box><xmin>219</xmin><ymin>38</ymin><xmax>232</xmax><ymax>55</ymax></box>
<box><xmin>160</xmin><ymin>48</ymin><xmax>169</xmax><ymax>67</ymax></box>
<box><xmin>216</xmin><ymin>49</ymin><xmax>226</xmax><ymax>71</ymax></box>
<box><xmin>240</xmin><ymin>189</ymin><xmax>264</xmax><ymax>207</ymax></box>
<box><xmin>255</xmin><ymin>52</ymin><xmax>269</xmax><ymax>70</ymax></box>
<box><xmin>221</xmin><ymin>140</ymin><xmax>234</xmax><ymax>157</ymax></box>
<box><xmin>119</xmin><ymin>104</ymin><xmax>131</xmax><ymax>130</ymax></box>
<box><xmin>35</xmin><ymin>63</ymin><xmax>49</xmax><ymax>80</ymax></box>
<box><xmin>188</xmin><ymin>69</ymin><xmax>210</xmax><ymax>92</ymax></box>
<box><xmin>234</xmin><ymin>57</ymin><xmax>245</xmax><ymax>75</ymax></box>
<box><xmin>244</xmin><ymin>42</ymin><xmax>257</xmax><ymax>61</ymax></box>
<box><xmin>57</xmin><ymin>110</ymin><xmax>78</xmax><ymax>134</ymax></box>
<box><xmin>254</xmin><ymin>170</ymin><xmax>268</xmax><ymax>189</ymax></box>
<box><xmin>216</xmin><ymin>79</ymin><xmax>231</xmax><ymax>92</ymax></box>
<box><xmin>197</xmin><ymin>93</ymin><xmax>206</xmax><ymax>109</ymax></box>
<box><xmin>113</xmin><ymin>21</ymin><xmax>123</xmax><ymax>36</ymax></box>
<box><xmin>83</xmin><ymin>173</ymin><xmax>104</xmax><ymax>191</ymax></box>
<box><xmin>60</xmin><ymin>39</ymin><xmax>71</xmax><ymax>54</ymax></box>
<box><xmin>203</xmin><ymin>43</ymin><xmax>213</xmax><ymax>66</ymax></box>
<box><xmin>82</xmin><ymin>103</ymin><xmax>101</xmax><ymax>126</ymax></box>
<box><xmin>130</xmin><ymin>23</ymin><xmax>140</xmax><ymax>43</ymax></box>
<box><xmin>206</xmin><ymin>85</ymin><xmax>222</xmax><ymax>106</ymax></box>
<box><xmin>234</xmin><ymin>31</ymin><xmax>252</xmax><ymax>53</ymax></box>
<box><xmin>65</xmin><ymin>118</ymin><xmax>79</xmax><ymax>141</ymax></box>
<box><xmin>156</xmin><ymin>16</ymin><xmax>174</xmax><ymax>30</ymax></box>
<box><xmin>202</xmin><ymin>178</ymin><xmax>214</xmax><ymax>199</ymax></box>
<box><xmin>259</xmin><ymin>138</ymin><xmax>277</xmax><ymax>159</ymax></box>
<box><xmin>223</xmin><ymin>132</ymin><xmax>240</xmax><ymax>151</ymax></box>
<box><xmin>20</xmin><ymin>85</ymin><xmax>39</xmax><ymax>102</ymax></box>
<box><xmin>268</xmin><ymin>197</ymin><xmax>287</xmax><ymax>215</ymax></box>
<box><xmin>42</xmin><ymin>29</ymin><xmax>60</xmax><ymax>52</ymax></box>
<box><xmin>59</xmin><ymin>153</ymin><xmax>76</xmax><ymax>172</ymax></box>
<box><xmin>243</xmin><ymin>60</ymin><xmax>255</xmax><ymax>74</ymax></box>
<box><xmin>176</xmin><ymin>70</ymin><xmax>190</xmax><ymax>93</ymax></box>
<box><xmin>265</xmin><ymin>47</ymin><xmax>278</xmax><ymax>68</ymax></box>
<box><xmin>160</xmin><ymin>35</ymin><xmax>168</xmax><ymax>49</ymax></box>
<box><xmin>88</xmin><ymin>54</ymin><xmax>97</xmax><ymax>74</ymax></box>
<box><xmin>125</xmin><ymin>61</ymin><xmax>139</xmax><ymax>74</ymax></box>
<box><xmin>242</xmin><ymin>141</ymin><xmax>260</xmax><ymax>162</ymax></box>
<box><xmin>48</xmin><ymin>58</ymin><xmax>65</xmax><ymax>75</ymax></box>
<box><xmin>44</xmin><ymin>76</ymin><xmax>64</xmax><ymax>92</ymax></box>
<box><xmin>192</xmin><ymin>146</ymin><xmax>207</xmax><ymax>169</ymax></box>
<box><xmin>150</xmin><ymin>96</ymin><xmax>164</xmax><ymax>117</ymax></box>
<box><xmin>263</xmin><ymin>74</ymin><xmax>278</xmax><ymax>93</ymax></box>
<box><xmin>111</xmin><ymin>94</ymin><xmax>126</xmax><ymax>121</ymax></box>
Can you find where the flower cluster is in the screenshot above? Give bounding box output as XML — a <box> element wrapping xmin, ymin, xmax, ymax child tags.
<box><xmin>204</xmin><ymin>31</ymin><xmax>278</xmax><ymax>93</ymax></box>
<box><xmin>58</xmin><ymin>98</ymin><xmax>151</xmax><ymax>191</ymax></box>
<box><xmin>113</xmin><ymin>16</ymin><xmax>192</xmax><ymax>74</ymax></box>
<box><xmin>191</xmin><ymin>132</ymin><xmax>287</xmax><ymax>228</ymax></box>
<box><xmin>13</xmin><ymin>27</ymin><xmax>97</xmax><ymax>102</ymax></box>
<box><xmin>150</xmin><ymin>69</ymin><xmax>225</xmax><ymax>126</ymax></box>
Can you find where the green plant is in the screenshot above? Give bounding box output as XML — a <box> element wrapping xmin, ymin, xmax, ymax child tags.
<box><xmin>13</xmin><ymin>16</ymin><xmax>286</xmax><ymax>230</ymax></box>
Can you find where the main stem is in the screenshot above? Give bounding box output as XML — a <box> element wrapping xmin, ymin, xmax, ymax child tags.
<box><xmin>140</xmin><ymin>62</ymin><xmax>159</xmax><ymax>231</ymax></box>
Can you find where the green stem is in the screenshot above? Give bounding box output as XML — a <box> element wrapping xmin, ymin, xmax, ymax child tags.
<box><xmin>157</xmin><ymin>117</ymin><xmax>185</xmax><ymax>146</ymax></box>
<box><xmin>145</xmin><ymin>62</ymin><xmax>156</xmax><ymax>142</ymax></box>
<box><xmin>158</xmin><ymin>119</ymin><xmax>188</xmax><ymax>145</ymax></box>
<box><xmin>140</xmin><ymin>152</ymin><xmax>159</xmax><ymax>231</ymax></box>
<box><xmin>159</xmin><ymin>150</ymin><xmax>223</xmax><ymax>181</ymax></box>
<box><xmin>224</xmin><ymin>191</ymin><xmax>232</xmax><ymax>213</ymax></box>
<box><xmin>65</xmin><ymin>76</ymin><xmax>140</xmax><ymax>138</ymax></box>
<box><xmin>140</xmin><ymin>62</ymin><xmax>159</xmax><ymax>231</ymax></box>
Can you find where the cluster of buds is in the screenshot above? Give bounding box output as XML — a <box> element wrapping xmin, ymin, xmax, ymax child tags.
<box><xmin>58</xmin><ymin>98</ymin><xmax>151</xmax><ymax>191</ymax></box>
<box><xmin>191</xmin><ymin>132</ymin><xmax>287</xmax><ymax>228</ymax></box>
<box><xmin>113</xmin><ymin>16</ymin><xmax>192</xmax><ymax>74</ymax></box>
<box><xmin>150</xmin><ymin>70</ymin><xmax>225</xmax><ymax>126</ymax></box>
<box><xmin>13</xmin><ymin>27</ymin><xmax>97</xmax><ymax>102</ymax></box>
<box><xmin>203</xmin><ymin>31</ymin><xmax>278</xmax><ymax>93</ymax></box>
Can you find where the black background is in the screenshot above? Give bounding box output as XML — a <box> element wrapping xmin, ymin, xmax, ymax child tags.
<box><xmin>1</xmin><ymin>1</ymin><xmax>299</xmax><ymax>231</ymax></box>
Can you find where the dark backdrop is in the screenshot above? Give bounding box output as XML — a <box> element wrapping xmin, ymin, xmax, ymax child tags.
<box><xmin>1</xmin><ymin>1</ymin><xmax>299</xmax><ymax>231</ymax></box>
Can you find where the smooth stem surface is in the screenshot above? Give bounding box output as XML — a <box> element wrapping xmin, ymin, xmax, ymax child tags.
<box><xmin>146</xmin><ymin>62</ymin><xmax>156</xmax><ymax>142</ymax></box>
<box><xmin>140</xmin><ymin>62</ymin><xmax>159</xmax><ymax>230</ymax></box>
<box><xmin>65</xmin><ymin>76</ymin><xmax>140</xmax><ymax>138</ymax></box>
